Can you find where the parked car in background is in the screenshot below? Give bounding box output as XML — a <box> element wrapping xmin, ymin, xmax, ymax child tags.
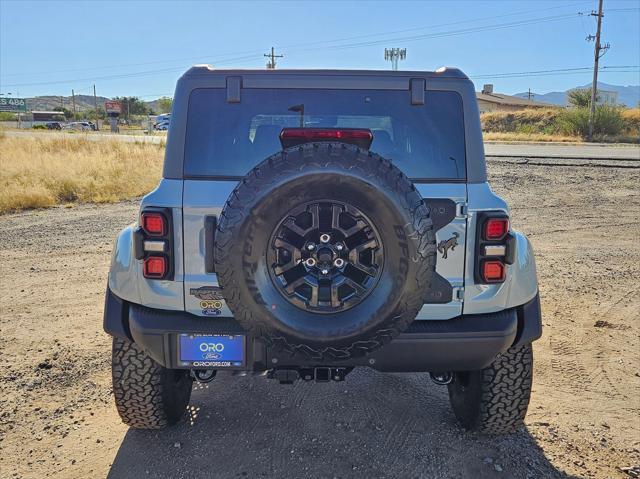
<box><xmin>45</xmin><ymin>122</ymin><xmax>62</xmax><ymax>130</ymax></box>
<box><xmin>64</xmin><ymin>121</ymin><xmax>95</xmax><ymax>131</ymax></box>
<box><xmin>154</xmin><ymin>113</ymin><xmax>171</xmax><ymax>131</ymax></box>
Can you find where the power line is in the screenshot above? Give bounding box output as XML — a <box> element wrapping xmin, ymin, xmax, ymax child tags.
<box><xmin>1</xmin><ymin>1</ymin><xmax>594</xmax><ymax>80</ymax></box>
<box><xmin>1</xmin><ymin>12</ymin><xmax>583</xmax><ymax>88</ymax></box>
<box><xmin>588</xmin><ymin>0</ymin><xmax>606</xmax><ymax>141</ymax></box>
<box><xmin>264</xmin><ymin>47</ymin><xmax>284</xmax><ymax>69</ymax></box>
<box><xmin>3</xmin><ymin>6</ymin><xmax>638</xmax><ymax>89</ymax></box>
<box><xmin>470</xmin><ymin>65</ymin><xmax>636</xmax><ymax>79</ymax></box>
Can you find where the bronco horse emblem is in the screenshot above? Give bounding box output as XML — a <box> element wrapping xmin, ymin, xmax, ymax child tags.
<box><xmin>437</xmin><ymin>232</ymin><xmax>459</xmax><ymax>259</ymax></box>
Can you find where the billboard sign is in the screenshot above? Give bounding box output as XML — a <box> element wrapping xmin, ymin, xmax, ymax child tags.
<box><xmin>105</xmin><ymin>100</ymin><xmax>122</xmax><ymax>114</ymax></box>
<box><xmin>0</xmin><ymin>97</ymin><xmax>27</xmax><ymax>112</ymax></box>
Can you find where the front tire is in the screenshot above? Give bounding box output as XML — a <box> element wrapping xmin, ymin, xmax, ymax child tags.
<box><xmin>111</xmin><ymin>337</ymin><xmax>193</xmax><ymax>429</ymax></box>
<box><xmin>447</xmin><ymin>343</ymin><xmax>533</xmax><ymax>434</ymax></box>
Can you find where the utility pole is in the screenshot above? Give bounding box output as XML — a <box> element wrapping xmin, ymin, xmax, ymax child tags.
<box><xmin>71</xmin><ymin>89</ymin><xmax>77</xmax><ymax>120</ymax></box>
<box><xmin>93</xmin><ymin>84</ymin><xmax>99</xmax><ymax>129</ymax></box>
<box><xmin>588</xmin><ymin>0</ymin><xmax>609</xmax><ymax>141</ymax></box>
<box><xmin>264</xmin><ymin>47</ymin><xmax>283</xmax><ymax>69</ymax></box>
<box><xmin>384</xmin><ymin>48</ymin><xmax>406</xmax><ymax>71</ymax></box>
<box><xmin>527</xmin><ymin>88</ymin><xmax>534</xmax><ymax>101</ymax></box>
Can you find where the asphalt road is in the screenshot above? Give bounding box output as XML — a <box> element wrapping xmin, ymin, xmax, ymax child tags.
<box><xmin>4</xmin><ymin>129</ymin><xmax>640</xmax><ymax>160</ymax></box>
<box><xmin>484</xmin><ymin>142</ymin><xmax>640</xmax><ymax>160</ymax></box>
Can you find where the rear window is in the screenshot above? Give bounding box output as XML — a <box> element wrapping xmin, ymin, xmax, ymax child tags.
<box><xmin>184</xmin><ymin>88</ymin><xmax>466</xmax><ymax>180</ymax></box>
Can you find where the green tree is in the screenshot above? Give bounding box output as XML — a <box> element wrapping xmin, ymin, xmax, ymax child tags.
<box><xmin>53</xmin><ymin>106</ymin><xmax>73</xmax><ymax>119</ymax></box>
<box><xmin>567</xmin><ymin>88</ymin><xmax>600</xmax><ymax>108</ymax></box>
<box><xmin>112</xmin><ymin>96</ymin><xmax>150</xmax><ymax>120</ymax></box>
<box><xmin>85</xmin><ymin>108</ymin><xmax>106</xmax><ymax>121</ymax></box>
<box><xmin>157</xmin><ymin>97</ymin><xmax>173</xmax><ymax>114</ymax></box>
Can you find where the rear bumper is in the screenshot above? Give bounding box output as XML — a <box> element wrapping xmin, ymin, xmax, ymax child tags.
<box><xmin>104</xmin><ymin>288</ymin><xmax>542</xmax><ymax>372</ymax></box>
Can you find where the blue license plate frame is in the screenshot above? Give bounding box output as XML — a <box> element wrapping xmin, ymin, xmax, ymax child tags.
<box><xmin>178</xmin><ymin>334</ymin><xmax>246</xmax><ymax>368</ymax></box>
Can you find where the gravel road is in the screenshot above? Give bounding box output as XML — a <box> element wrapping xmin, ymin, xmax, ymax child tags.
<box><xmin>1</xmin><ymin>161</ymin><xmax>639</xmax><ymax>479</ymax></box>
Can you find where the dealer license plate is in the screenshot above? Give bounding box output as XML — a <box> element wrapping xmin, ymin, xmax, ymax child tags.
<box><xmin>178</xmin><ymin>334</ymin><xmax>245</xmax><ymax>368</ymax></box>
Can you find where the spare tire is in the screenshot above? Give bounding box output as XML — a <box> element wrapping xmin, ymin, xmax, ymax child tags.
<box><xmin>215</xmin><ymin>142</ymin><xmax>436</xmax><ymax>360</ymax></box>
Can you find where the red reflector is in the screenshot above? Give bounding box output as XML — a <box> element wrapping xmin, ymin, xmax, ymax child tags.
<box><xmin>482</xmin><ymin>260</ymin><xmax>505</xmax><ymax>283</ymax></box>
<box><xmin>142</xmin><ymin>212</ymin><xmax>166</xmax><ymax>236</ymax></box>
<box><xmin>144</xmin><ymin>256</ymin><xmax>166</xmax><ymax>278</ymax></box>
<box><xmin>484</xmin><ymin>218</ymin><xmax>509</xmax><ymax>240</ymax></box>
<box><xmin>280</xmin><ymin>128</ymin><xmax>373</xmax><ymax>141</ymax></box>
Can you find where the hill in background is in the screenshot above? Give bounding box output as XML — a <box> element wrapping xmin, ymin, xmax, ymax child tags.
<box><xmin>514</xmin><ymin>82</ymin><xmax>639</xmax><ymax>107</ymax></box>
<box><xmin>23</xmin><ymin>95</ymin><xmax>161</xmax><ymax>114</ymax></box>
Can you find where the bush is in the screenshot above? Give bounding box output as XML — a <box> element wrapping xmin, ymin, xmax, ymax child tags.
<box><xmin>622</xmin><ymin>109</ymin><xmax>640</xmax><ymax>136</ymax></box>
<box><xmin>480</xmin><ymin>109</ymin><xmax>561</xmax><ymax>134</ymax></box>
<box><xmin>557</xmin><ymin>105</ymin><xmax>625</xmax><ymax>138</ymax></box>
<box><xmin>0</xmin><ymin>112</ymin><xmax>17</xmax><ymax>121</ymax></box>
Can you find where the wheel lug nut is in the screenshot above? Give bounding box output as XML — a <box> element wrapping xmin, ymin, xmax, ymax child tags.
<box><xmin>307</xmin><ymin>243</ymin><xmax>315</xmax><ymax>251</ymax></box>
<box><xmin>320</xmin><ymin>233</ymin><xmax>331</xmax><ymax>243</ymax></box>
<box><xmin>334</xmin><ymin>258</ymin><xmax>345</xmax><ymax>268</ymax></box>
<box><xmin>336</xmin><ymin>244</ymin><xmax>343</xmax><ymax>251</ymax></box>
<box><xmin>305</xmin><ymin>258</ymin><xmax>316</xmax><ymax>267</ymax></box>
<box><xmin>321</xmin><ymin>268</ymin><xmax>329</xmax><ymax>275</ymax></box>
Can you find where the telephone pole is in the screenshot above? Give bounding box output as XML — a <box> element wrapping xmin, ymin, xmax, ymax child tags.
<box><xmin>588</xmin><ymin>0</ymin><xmax>609</xmax><ymax>141</ymax></box>
<box><xmin>93</xmin><ymin>84</ymin><xmax>99</xmax><ymax>129</ymax></box>
<box><xmin>71</xmin><ymin>89</ymin><xmax>77</xmax><ymax>120</ymax></box>
<box><xmin>264</xmin><ymin>47</ymin><xmax>283</xmax><ymax>69</ymax></box>
<box><xmin>384</xmin><ymin>48</ymin><xmax>406</xmax><ymax>71</ymax></box>
<box><xmin>527</xmin><ymin>88</ymin><xmax>534</xmax><ymax>101</ymax></box>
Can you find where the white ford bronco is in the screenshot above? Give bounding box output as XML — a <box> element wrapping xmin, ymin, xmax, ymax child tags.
<box><xmin>104</xmin><ymin>66</ymin><xmax>542</xmax><ymax>434</ymax></box>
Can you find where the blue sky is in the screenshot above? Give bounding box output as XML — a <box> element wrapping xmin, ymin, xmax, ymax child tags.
<box><xmin>1</xmin><ymin>0</ymin><xmax>639</xmax><ymax>99</ymax></box>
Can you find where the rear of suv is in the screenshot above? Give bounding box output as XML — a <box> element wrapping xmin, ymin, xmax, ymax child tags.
<box><xmin>104</xmin><ymin>66</ymin><xmax>542</xmax><ymax>433</ymax></box>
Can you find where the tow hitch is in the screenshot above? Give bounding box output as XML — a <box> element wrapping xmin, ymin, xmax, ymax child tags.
<box><xmin>430</xmin><ymin>371</ymin><xmax>453</xmax><ymax>385</ymax></box>
<box><xmin>192</xmin><ymin>369</ymin><xmax>217</xmax><ymax>383</ymax></box>
<box><xmin>269</xmin><ymin>367</ymin><xmax>352</xmax><ymax>384</ymax></box>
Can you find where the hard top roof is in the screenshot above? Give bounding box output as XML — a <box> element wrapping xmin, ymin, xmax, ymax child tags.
<box><xmin>182</xmin><ymin>65</ymin><xmax>468</xmax><ymax>80</ymax></box>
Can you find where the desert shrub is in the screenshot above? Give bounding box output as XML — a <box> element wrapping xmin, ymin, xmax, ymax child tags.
<box><xmin>622</xmin><ymin>109</ymin><xmax>640</xmax><ymax>136</ymax></box>
<box><xmin>480</xmin><ymin>109</ymin><xmax>561</xmax><ymax>134</ymax></box>
<box><xmin>557</xmin><ymin>105</ymin><xmax>625</xmax><ymax>138</ymax></box>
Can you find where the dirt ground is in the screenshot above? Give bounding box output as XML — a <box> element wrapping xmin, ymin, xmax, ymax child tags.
<box><xmin>1</xmin><ymin>161</ymin><xmax>639</xmax><ymax>479</ymax></box>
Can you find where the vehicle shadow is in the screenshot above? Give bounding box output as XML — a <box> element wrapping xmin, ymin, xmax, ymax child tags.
<box><xmin>108</xmin><ymin>368</ymin><xmax>576</xmax><ymax>479</ymax></box>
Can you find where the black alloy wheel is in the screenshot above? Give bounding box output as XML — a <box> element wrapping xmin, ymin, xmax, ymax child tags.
<box><xmin>268</xmin><ymin>201</ymin><xmax>383</xmax><ymax>313</ymax></box>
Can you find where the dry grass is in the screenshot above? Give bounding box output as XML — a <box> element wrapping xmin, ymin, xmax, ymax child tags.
<box><xmin>0</xmin><ymin>135</ymin><xmax>164</xmax><ymax>214</ymax></box>
<box><xmin>483</xmin><ymin>132</ymin><xmax>582</xmax><ymax>142</ymax></box>
<box><xmin>622</xmin><ymin>108</ymin><xmax>640</xmax><ymax>135</ymax></box>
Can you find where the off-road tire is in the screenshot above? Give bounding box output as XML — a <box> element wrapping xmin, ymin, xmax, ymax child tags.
<box><xmin>215</xmin><ymin>142</ymin><xmax>437</xmax><ymax>361</ymax></box>
<box><xmin>447</xmin><ymin>343</ymin><xmax>533</xmax><ymax>434</ymax></box>
<box><xmin>111</xmin><ymin>337</ymin><xmax>193</xmax><ymax>429</ymax></box>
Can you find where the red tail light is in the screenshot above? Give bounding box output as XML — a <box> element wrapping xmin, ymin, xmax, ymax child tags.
<box><xmin>142</xmin><ymin>212</ymin><xmax>166</xmax><ymax>236</ymax></box>
<box><xmin>484</xmin><ymin>218</ymin><xmax>509</xmax><ymax>240</ymax></box>
<box><xmin>144</xmin><ymin>256</ymin><xmax>167</xmax><ymax>278</ymax></box>
<box><xmin>279</xmin><ymin>128</ymin><xmax>373</xmax><ymax>149</ymax></box>
<box><xmin>482</xmin><ymin>260</ymin><xmax>505</xmax><ymax>283</ymax></box>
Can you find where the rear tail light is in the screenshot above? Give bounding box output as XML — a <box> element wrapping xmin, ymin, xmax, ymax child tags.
<box><xmin>143</xmin><ymin>256</ymin><xmax>167</xmax><ymax>278</ymax></box>
<box><xmin>279</xmin><ymin>128</ymin><xmax>373</xmax><ymax>149</ymax></box>
<box><xmin>482</xmin><ymin>260</ymin><xmax>506</xmax><ymax>283</ymax></box>
<box><xmin>141</xmin><ymin>212</ymin><xmax>166</xmax><ymax>236</ymax></box>
<box><xmin>137</xmin><ymin>208</ymin><xmax>174</xmax><ymax>280</ymax></box>
<box><xmin>484</xmin><ymin>218</ymin><xmax>509</xmax><ymax>240</ymax></box>
<box><xmin>475</xmin><ymin>213</ymin><xmax>510</xmax><ymax>284</ymax></box>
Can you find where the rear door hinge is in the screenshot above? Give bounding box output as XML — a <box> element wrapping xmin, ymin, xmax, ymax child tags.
<box><xmin>455</xmin><ymin>202</ymin><xmax>468</xmax><ymax>218</ymax></box>
<box><xmin>452</xmin><ymin>287</ymin><xmax>465</xmax><ymax>302</ymax></box>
